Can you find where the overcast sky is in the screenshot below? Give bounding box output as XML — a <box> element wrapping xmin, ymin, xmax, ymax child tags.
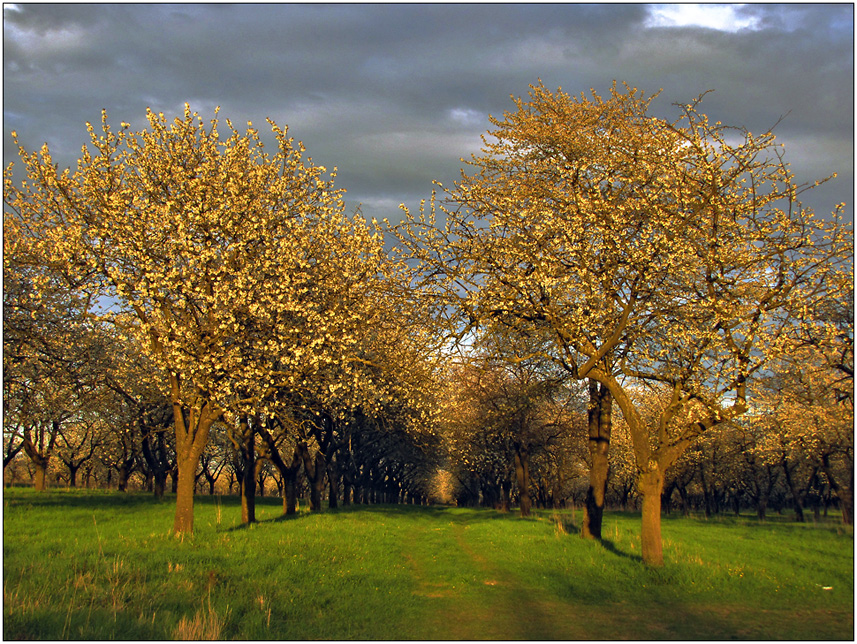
<box><xmin>4</xmin><ymin>3</ymin><xmax>853</xmax><ymax>225</ymax></box>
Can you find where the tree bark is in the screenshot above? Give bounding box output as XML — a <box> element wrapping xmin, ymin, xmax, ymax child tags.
<box><xmin>258</xmin><ymin>425</ymin><xmax>302</xmax><ymax>516</ymax></box>
<box><xmin>782</xmin><ymin>460</ymin><xmax>806</xmax><ymax>523</ymax></box>
<box><xmin>299</xmin><ymin>442</ymin><xmax>326</xmax><ymax>512</ymax></box>
<box><xmin>67</xmin><ymin>463</ymin><xmax>80</xmax><ymax>488</ymax></box>
<box><xmin>174</xmin><ymin>453</ymin><xmax>198</xmax><ymax>534</ymax></box>
<box><xmin>822</xmin><ymin>453</ymin><xmax>853</xmax><ymax>525</ymax></box>
<box><xmin>638</xmin><ymin>467</ymin><xmax>665</xmax><ymax>567</ymax></box>
<box><xmin>232</xmin><ymin>416</ymin><xmax>256</xmax><ymax>524</ymax></box>
<box><xmin>583</xmin><ymin>380</ymin><xmax>611</xmax><ymax>539</ymax></box>
<box><xmin>327</xmin><ymin>457</ymin><xmax>339</xmax><ymax>510</ymax></box>
<box><xmin>501</xmin><ymin>478</ymin><xmax>511</xmax><ymax>513</ymax></box>
<box><xmin>170</xmin><ymin>379</ymin><xmax>222</xmax><ymax>535</ymax></box>
<box><xmin>514</xmin><ymin>444</ymin><xmax>531</xmax><ymax>518</ymax></box>
<box><xmin>33</xmin><ymin>462</ymin><xmax>48</xmax><ymax>491</ymax></box>
<box><xmin>141</xmin><ymin>428</ymin><xmax>170</xmax><ymax>499</ymax></box>
<box><xmin>22</xmin><ymin>421</ymin><xmax>58</xmax><ymax>492</ymax></box>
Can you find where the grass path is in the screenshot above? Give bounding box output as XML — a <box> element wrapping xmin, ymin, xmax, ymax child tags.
<box><xmin>402</xmin><ymin>513</ymin><xmax>575</xmax><ymax>639</ymax></box>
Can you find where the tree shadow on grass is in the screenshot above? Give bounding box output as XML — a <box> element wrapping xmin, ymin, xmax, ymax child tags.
<box><xmin>598</xmin><ymin>538</ymin><xmax>643</xmax><ymax>563</ymax></box>
<box><xmin>3</xmin><ymin>489</ymin><xmax>168</xmax><ymax>509</ymax></box>
<box><xmin>223</xmin><ymin>511</ymin><xmax>307</xmax><ymax>531</ymax></box>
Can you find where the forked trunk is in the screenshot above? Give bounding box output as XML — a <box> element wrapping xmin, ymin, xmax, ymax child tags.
<box><xmin>22</xmin><ymin>424</ymin><xmax>56</xmax><ymax>492</ymax></box>
<box><xmin>170</xmin><ymin>383</ymin><xmax>221</xmax><ymax>535</ymax></box>
<box><xmin>638</xmin><ymin>469</ymin><xmax>665</xmax><ymax>567</ymax></box>
<box><xmin>583</xmin><ymin>380</ymin><xmax>611</xmax><ymax>540</ymax></box>
<box><xmin>299</xmin><ymin>443</ymin><xmax>326</xmax><ymax>512</ymax></box>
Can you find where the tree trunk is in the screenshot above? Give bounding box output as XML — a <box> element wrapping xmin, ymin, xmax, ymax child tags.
<box><xmin>342</xmin><ymin>472</ymin><xmax>353</xmax><ymax>506</ymax></box>
<box><xmin>22</xmin><ymin>422</ymin><xmax>58</xmax><ymax>492</ymax></box>
<box><xmin>662</xmin><ymin>481</ymin><xmax>675</xmax><ymax>515</ymax></box>
<box><xmin>33</xmin><ymin>461</ymin><xmax>48</xmax><ymax>491</ymax></box>
<box><xmin>233</xmin><ymin>416</ymin><xmax>256</xmax><ymax>525</ymax></box>
<box><xmin>142</xmin><ymin>430</ymin><xmax>170</xmax><ymax>499</ymax></box>
<box><xmin>638</xmin><ymin>468</ymin><xmax>665</xmax><ymax>567</ymax></box>
<box><xmin>117</xmin><ymin>458</ymin><xmax>134</xmax><ymax>492</ymax></box>
<box><xmin>514</xmin><ymin>444</ymin><xmax>531</xmax><ymax>518</ymax></box>
<box><xmin>174</xmin><ymin>454</ymin><xmax>197</xmax><ymax>534</ymax></box>
<box><xmin>67</xmin><ymin>463</ymin><xmax>80</xmax><ymax>488</ymax></box>
<box><xmin>170</xmin><ymin>382</ymin><xmax>221</xmax><ymax>535</ymax></box>
<box><xmin>756</xmin><ymin>499</ymin><xmax>767</xmax><ymax>521</ymax></box>
<box><xmin>299</xmin><ymin>443</ymin><xmax>326</xmax><ymax>512</ymax></box>
<box><xmin>583</xmin><ymin>380</ymin><xmax>611</xmax><ymax>540</ymax></box>
<box><xmin>677</xmin><ymin>484</ymin><xmax>690</xmax><ymax>516</ymax></box>
<box><xmin>501</xmin><ymin>479</ymin><xmax>511</xmax><ymax>513</ymax></box>
<box><xmin>699</xmin><ymin>468</ymin><xmax>713</xmax><ymax>517</ymax></box>
<box><xmin>822</xmin><ymin>453</ymin><xmax>853</xmax><ymax>525</ymax></box>
<box><xmin>310</xmin><ymin>452</ymin><xmax>325</xmax><ymax>511</ymax></box>
<box><xmin>782</xmin><ymin>461</ymin><xmax>805</xmax><ymax>523</ymax></box>
<box><xmin>328</xmin><ymin>458</ymin><xmax>339</xmax><ymax>510</ymax></box>
<box><xmin>283</xmin><ymin>448</ymin><xmax>301</xmax><ymax>515</ymax></box>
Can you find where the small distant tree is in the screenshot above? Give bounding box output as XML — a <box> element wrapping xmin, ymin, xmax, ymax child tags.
<box><xmin>3</xmin><ymin>222</ymin><xmax>104</xmax><ymax>489</ymax></box>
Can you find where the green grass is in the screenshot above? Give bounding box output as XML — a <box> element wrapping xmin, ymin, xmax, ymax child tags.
<box><xmin>3</xmin><ymin>489</ymin><xmax>853</xmax><ymax>640</ymax></box>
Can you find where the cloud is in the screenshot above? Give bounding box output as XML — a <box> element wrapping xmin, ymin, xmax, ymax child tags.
<box><xmin>645</xmin><ymin>4</ymin><xmax>761</xmax><ymax>32</ymax></box>
<box><xmin>3</xmin><ymin>4</ymin><xmax>851</xmax><ymax>226</ymax></box>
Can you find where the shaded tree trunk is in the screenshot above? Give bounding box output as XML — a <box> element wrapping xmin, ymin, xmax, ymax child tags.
<box><xmin>822</xmin><ymin>453</ymin><xmax>853</xmax><ymax>525</ymax></box>
<box><xmin>327</xmin><ymin>457</ymin><xmax>340</xmax><ymax>510</ymax></box>
<box><xmin>170</xmin><ymin>465</ymin><xmax>179</xmax><ymax>493</ymax></box>
<box><xmin>258</xmin><ymin>424</ymin><xmax>302</xmax><ymax>516</ymax></box>
<box><xmin>116</xmin><ymin>459</ymin><xmax>134</xmax><ymax>492</ymax></box>
<box><xmin>500</xmin><ymin>478</ymin><xmax>511</xmax><ymax>513</ymax></box>
<box><xmin>514</xmin><ymin>443</ymin><xmax>531</xmax><ymax>518</ymax></box>
<box><xmin>230</xmin><ymin>416</ymin><xmax>256</xmax><ymax>525</ymax></box>
<box><xmin>141</xmin><ymin>428</ymin><xmax>171</xmax><ymax>499</ymax></box>
<box><xmin>583</xmin><ymin>380</ymin><xmax>611</xmax><ymax>539</ymax></box>
<box><xmin>342</xmin><ymin>464</ymin><xmax>354</xmax><ymax>506</ymax></box>
<box><xmin>782</xmin><ymin>459</ymin><xmax>806</xmax><ymax>523</ymax></box>
<box><xmin>299</xmin><ymin>442</ymin><xmax>326</xmax><ymax>512</ymax></box>
<box><xmin>66</xmin><ymin>462</ymin><xmax>82</xmax><ymax>488</ymax></box>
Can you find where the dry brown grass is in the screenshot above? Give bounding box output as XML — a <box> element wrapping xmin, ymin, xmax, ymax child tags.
<box><xmin>171</xmin><ymin>599</ymin><xmax>230</xmax><ymax>641</ymax></box>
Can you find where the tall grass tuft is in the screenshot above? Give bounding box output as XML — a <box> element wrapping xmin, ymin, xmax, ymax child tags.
<box><xmin>171</xmin><ymin>598</ymin><xmax>230</xmax><ymax>641</ymax></box>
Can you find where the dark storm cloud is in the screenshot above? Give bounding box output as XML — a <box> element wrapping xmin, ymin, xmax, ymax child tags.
<box><xmin>4</xmin><ymin>3</ymin><xmax>852</xmax><ymax>223</ymax></box>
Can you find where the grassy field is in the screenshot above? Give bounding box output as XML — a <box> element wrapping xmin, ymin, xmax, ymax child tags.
<box><xmin>3</xmin><ymin>488</ymin><xmax>853</xmax><ymax>640</ymax></box>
